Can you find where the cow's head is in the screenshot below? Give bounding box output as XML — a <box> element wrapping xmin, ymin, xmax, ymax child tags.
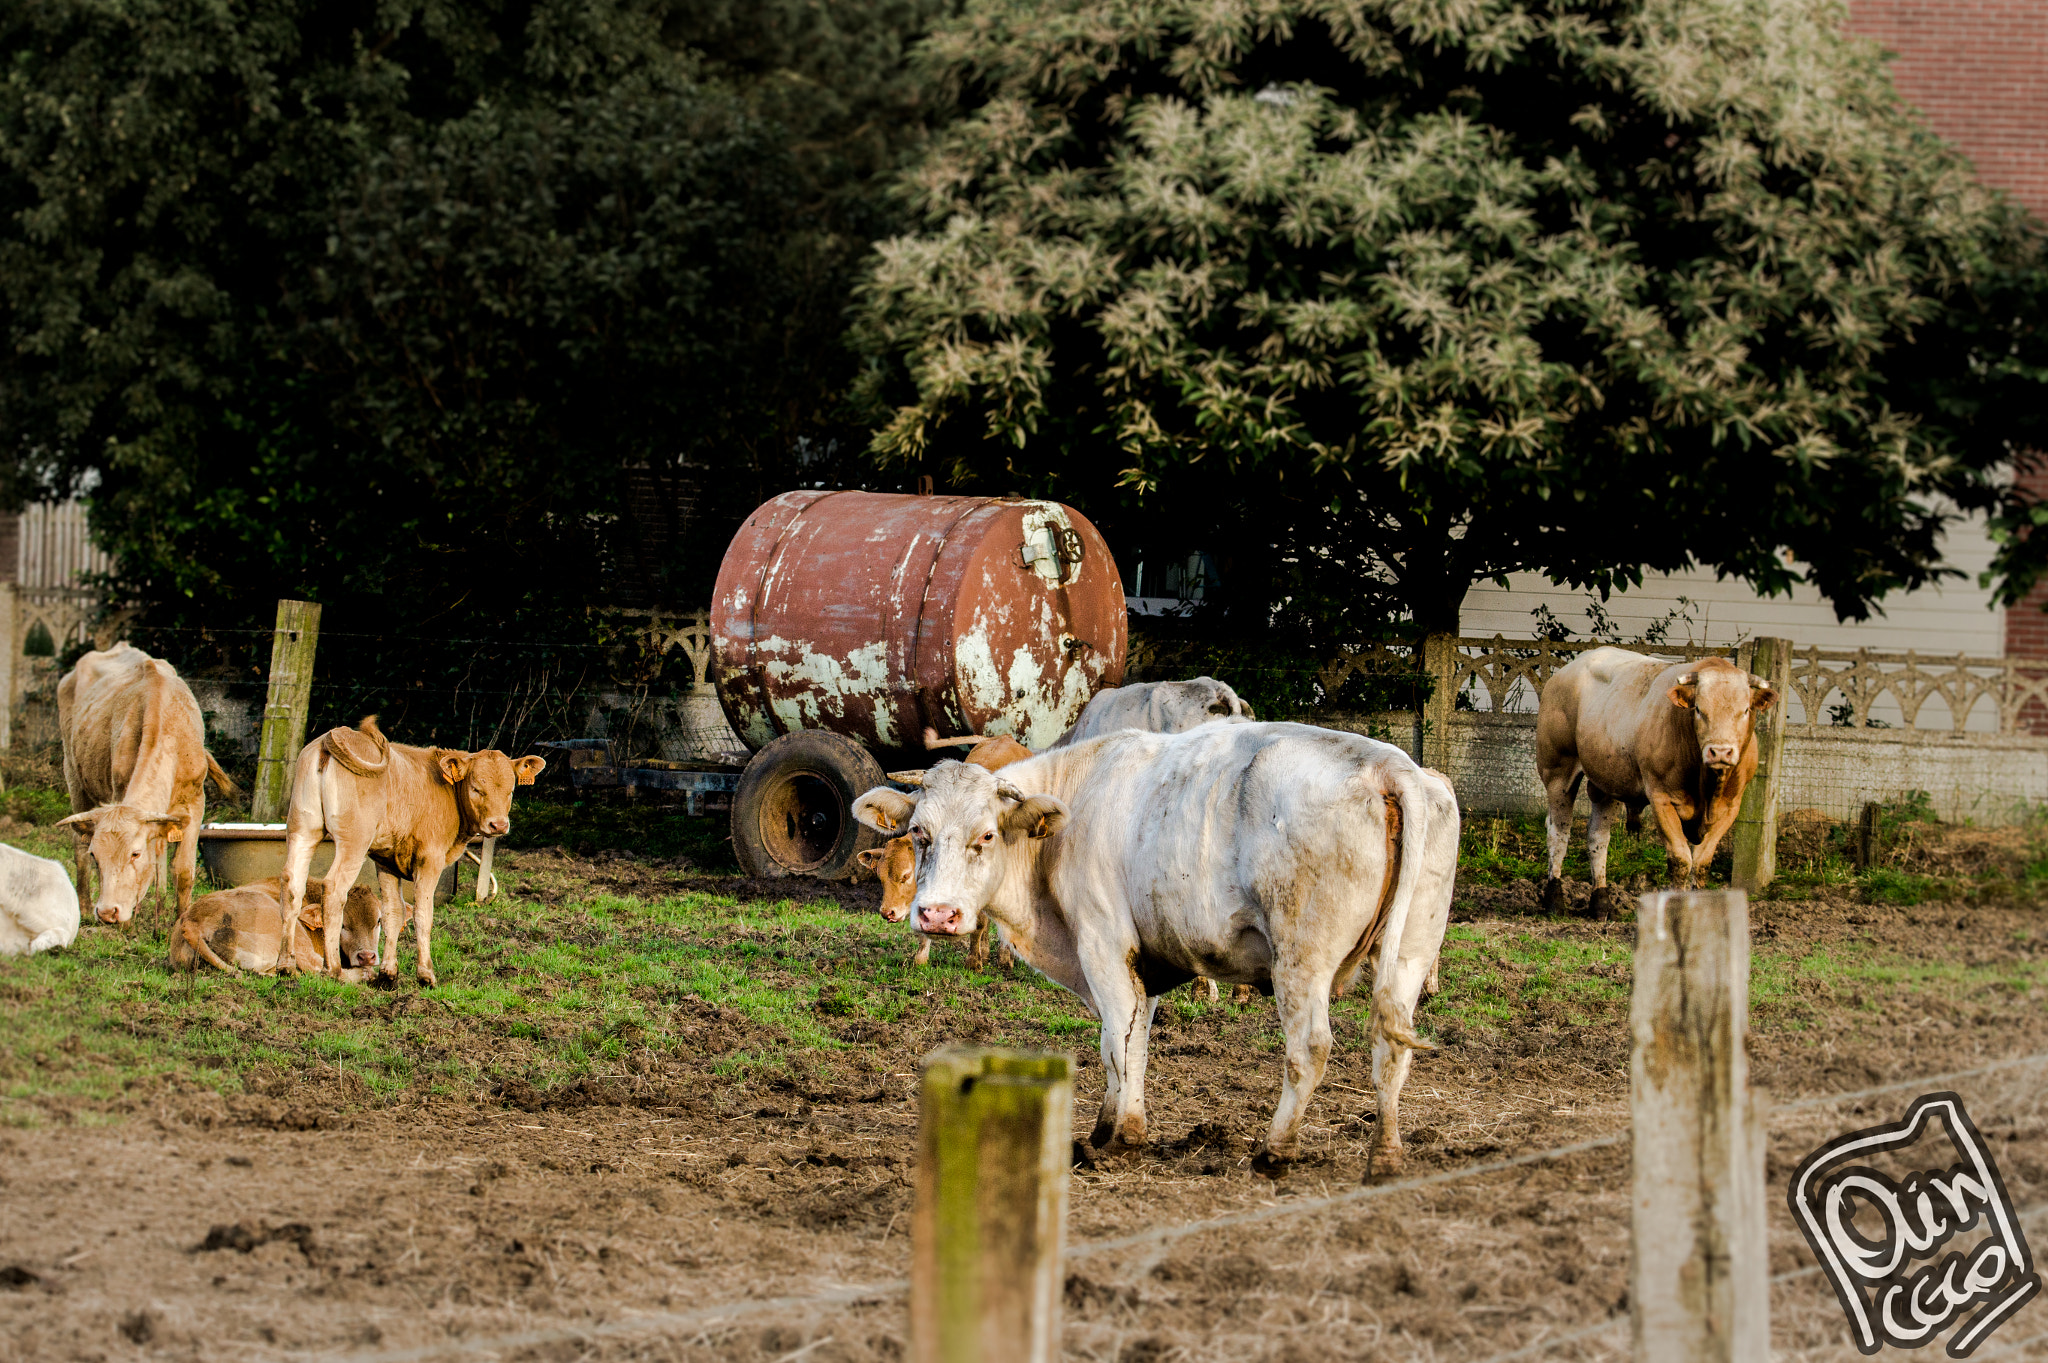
<box><xmin>1194</xmin><ymin>677</ymin><xmax>1254</xmax><ymax>721</ymax></box>
<box><xmin>854</xmin><ymin>837</ymin><xmax>918</xmax><ymax>923</ymax></box>
<box><xmin>56</xmin><ymin>805</ymin><xmax>183</xmax><ymax>924</ymax></box>
<box><xmin>437</xmin><ymin>750</ymin><xmax>547</xmax><ymax>838</ymax></box>
<box><xmin>851</xmin><ymin>762</ymin><xmax>1066</xmax><ymax>937</ymax></box>
<box><xmin>300</xmin><ymin>883</ymin><xmax>382</xmax><ymax>969</ymax></box>
<box><xmin>1669</xmin><ymin>660</ymin><xmax>1776</xmax><ymax>769</ymax></box>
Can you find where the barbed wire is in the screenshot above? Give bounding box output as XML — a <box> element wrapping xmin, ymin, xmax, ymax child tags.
<box><xmin>326</xmin><ymin>1048</ymin><xmax>2048</xmax><ymax>1363</ymax></box>
<box><xmin>1463</xmin><ymin>1200</ymin><xmax>2048</xmax><ymax>1363</ymax></box>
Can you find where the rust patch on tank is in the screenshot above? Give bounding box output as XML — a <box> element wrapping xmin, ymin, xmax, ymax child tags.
<box><xmin>711</xmin><ymin>492</ymin><xmax>1126</xmax><ymax>763</ymax></box>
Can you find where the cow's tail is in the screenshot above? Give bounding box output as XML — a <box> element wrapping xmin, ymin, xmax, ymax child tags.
<box><xmin>204</xmin><ymin>751</ymin><xmax>239</xmax><ymax>797</ymax></box>
<box><xmin>1369</xmin><ymin>766</ymin><xmax>1455</xmax><ymax>1054</ymax></box>
<box><xmin>322</xmin><ymin>715</ymin><xmax>390</xmax><ymax>778</ymax></box>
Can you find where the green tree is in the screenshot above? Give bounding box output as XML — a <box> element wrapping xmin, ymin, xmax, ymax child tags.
<box><xmin>0</xmin><ymin>0</ymin><xmax>942</xmax><ymax>742</ymax></box>
<box><xmin>856</xmin><ymin>0</ymin><xmax>2047</xmax><ymax>637</ymax></box>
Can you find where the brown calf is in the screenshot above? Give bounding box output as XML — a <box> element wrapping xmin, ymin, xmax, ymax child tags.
<box><xmin>56</xmin><ymin>644</ymin><xmax>236</xmax><ymax>925</ymax></box>
<box><xmin>856</xmin><ymin>836</ymin><xmax>1010</xmax><ymax>970</ymax></box>
<box><xmin>279</xmin><ymin>718</ymin><xmax>543</xmax><ymax>984</ymax></box>
<box><xmin>173</xmin><ymin>877</ymin><xmax>379</xmax><ymax>981</ymax></box>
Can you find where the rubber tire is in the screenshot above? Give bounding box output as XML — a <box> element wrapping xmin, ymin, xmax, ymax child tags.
<box><xmin>730</xmin><ymin>731</ymin><xmax>887</xmax><ymax>880</ymax></box>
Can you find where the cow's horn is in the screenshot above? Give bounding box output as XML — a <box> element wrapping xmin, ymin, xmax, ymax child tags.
<box><xmin>1677</xmin><ymin>671</ymin><xmax>1699</xmax><ymax>686</ymax></box>
<box><xmin>887</xmin><ymin>770</ymin><xmax>927</xmax><ymax>788</ymax></box>
<box><xmin>1749</xmin><ymin>674</ymin><xmax>1772</xmax><ymax>689</ymax></box>
<box><xmin>994</xmin><ymin>778</ymin><xmax>1028</xmax><ymax>803</ymax></box>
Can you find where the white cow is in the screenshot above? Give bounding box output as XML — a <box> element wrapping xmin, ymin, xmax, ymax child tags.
<box><xmin>1046</xmin><ymin>677</ymin><xmax>1253</xmax><ymax>748</ymax></box>
<box><xmin>853</xmin><ymin>723</ymin><xmax>1458</xmax><ymax>1174</ymax></box>
<box><xmin>0</xmin><ymin>843</ymin><xmax>82</xmax><ymax>956</ymax></box>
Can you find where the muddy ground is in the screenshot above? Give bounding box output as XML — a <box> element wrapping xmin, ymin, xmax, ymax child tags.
<box><xmin>4</xmin><ymin>856</ymin><xmax>2048</xmax><ymax>1361</ymax></box>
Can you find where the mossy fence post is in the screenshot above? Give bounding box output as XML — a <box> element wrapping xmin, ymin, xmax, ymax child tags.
<box><xmin>252</xmin><ymin>600</ymin><xmax>322</xmax><ymax>822</ymax></box>
<box><xmin>1730</xmin><ymin>636</ymin><xmax>1791</xmax><ymax>894</ymax></box>
<box><xmin>1631</xmin><ymin>889</ymin><xmax>1768</xmax><ymax>1361</ymax></box>
<box><xmin>914</xmin><ymin>1046</ymin><xmax>1074</xmax><ymax>1363</ymax></box>
<box><xmin>1420</xmin><ymin>633</ymin><xmax>1459</xmax><ymax>774</ymax></box>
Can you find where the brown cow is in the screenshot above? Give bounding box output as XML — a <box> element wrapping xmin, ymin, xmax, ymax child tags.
<box><xmin>55</xmin><ymin>644</ymin><xmax>236</xmax><ymax>925</ymax></box>
<box><xmin>173</xmin><ymin>877</ymin><xmax>380</xmax><ymax>981</ymax></box>
<box><xmin>278</xmin><ymin>718</ymin><xmax>544</xmax><ymax>984</ymax></box>
<box><xmin>1535</xmin><ymin>648</ymin><xmax>1776</xmax><ymax>918</ymax></box>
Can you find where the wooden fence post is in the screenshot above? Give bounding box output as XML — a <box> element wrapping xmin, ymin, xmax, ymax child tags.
<box><xmin>252</xmin><ymin>600</ymin><xmax>322</xmax><ymax>822</ymax></box>
<box><xmin>1631</xmin><ymin>889</ymin><xmax>1768</xmax><ymax>1362</ymax></box>
<box><xmin>914</xmin><ymin>1046</ymin><xmax>1074</xmax><ymax>1363</ymax></box>
<box><xmin>1729</xmin><ymin>636</ymin><xmax>1791</xmax><ymax>894</ymax></box>
<box><xmin>0</xmin><ymin>582</ymin><xmax>15</xmax><ymax>753</ymax></box>
<box><xmin>1420</xmin><ymin>633</ymin><xmax>1458</xmax><ymax>775</ymax></box>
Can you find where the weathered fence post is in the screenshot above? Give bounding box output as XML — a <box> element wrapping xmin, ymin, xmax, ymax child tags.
<box><xmin>914</xmin><ymin>1047</ymin><xmax>1073</xmax><ymax>1363</ymax></box>
<box><xmin>0</xmin><ymin>582</ymin><xmax>15</xmax><ymax>754</ymax></box>
<box><xmin>1730</xmin><ymin>636</ymin><xmax>1791</xmax><ymax>893</ymax></box>
<box><xmin>1420</xmin><ymin>633</ymin><xmax>1459</xmax><ymax>775</ymax></box>
<box><xmin>1631</xmin><ymin>890</ymin><xmax>1768</xmax><ymax>1362</ymax></box>
<box><xmin>252</xmin><ymin>600</ymin><xmax>322</xmax><ymax>822</ymax></box>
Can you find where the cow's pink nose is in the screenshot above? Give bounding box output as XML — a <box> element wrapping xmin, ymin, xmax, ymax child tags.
<box><xmin>1703</xmin><ymin>744</ymin><xmax>1737</xmax><ymax>766</ymax></box>
<box><xmin>881</xmin><ymin>905</ymin><xmax>911</xmax><ymax>923</ymax></box>
<box><xmin>916</xmin><ymin>904</ymin><xmax>963</xmax><ymax>935</ymax></box>
<box><xmin>96</xmin><ymin>905</ymin><xmax>122</xmax><ymax>924</ymax></box>
<box><xmin>484</xmin><ymin>817</ymin><xmax>510</xmax><ymax>836</ymax></box>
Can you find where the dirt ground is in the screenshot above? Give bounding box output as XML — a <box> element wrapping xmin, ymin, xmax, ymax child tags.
<box><xmin>5</xmin><ymin>869</ymin><xmax>2048</xmax><ymax>1361</ymax></box>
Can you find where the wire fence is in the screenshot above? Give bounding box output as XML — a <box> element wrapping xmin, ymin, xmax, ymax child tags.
<box><xmin>330</xmin><ymin>1049</ymin><xmax>2048</xmax><ymax>1362</ymax></box>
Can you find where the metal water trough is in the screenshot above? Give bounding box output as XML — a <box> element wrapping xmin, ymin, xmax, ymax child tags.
<box><xmin>197</xmin><ymin>824</ymin><xmax>499</xmax><ymax>906</ymax></box>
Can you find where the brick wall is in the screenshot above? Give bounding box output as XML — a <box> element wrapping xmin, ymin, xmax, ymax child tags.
<box><xmin>1847</xmin><ymin>1</ymin><xmax>2048</xmax><ymax>218</ymax></box>
<box><xmin>1848</xmin><ymin>3</ymin><xmax>2048</xmax><ymax>676</ymax></box>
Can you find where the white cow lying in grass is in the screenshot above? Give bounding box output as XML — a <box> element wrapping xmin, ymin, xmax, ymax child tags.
<box><xmin>854</xmin><ymin>722</ymin><xmax>1458</xmax><ymax>1175</ymax></box>
<box><xmin>0</xmin><ymin>842</ymin><xmax>82</xmax><ymax>956</ymax></box>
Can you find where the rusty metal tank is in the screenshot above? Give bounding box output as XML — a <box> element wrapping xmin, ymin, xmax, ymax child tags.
<box><xmin>712</xmin><ymin>491</ymin><xmax>1127</xmax><ymax>758</ymax></box>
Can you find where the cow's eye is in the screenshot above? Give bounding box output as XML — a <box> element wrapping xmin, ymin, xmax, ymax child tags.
<box><xmin>979</xmin><ymin>830</ymin><xmax>995</xmax><ymax>844</ymax></box>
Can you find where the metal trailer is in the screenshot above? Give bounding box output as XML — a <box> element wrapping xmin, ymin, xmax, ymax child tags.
<box><xmin>705</xmin><ymin>489</ymin><xmax>1127</xmax><ymax>880</ymax></box>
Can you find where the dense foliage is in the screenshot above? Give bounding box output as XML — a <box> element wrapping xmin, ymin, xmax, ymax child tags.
<box><xmin>856</xmin><ymin>0</ymin><xmax>2048</xmax><ymax>636</ymax></box>
<box><xmin>0</xmin><ymin>0</ymin><xmax>939</xmax><ymax>741</ymax></box>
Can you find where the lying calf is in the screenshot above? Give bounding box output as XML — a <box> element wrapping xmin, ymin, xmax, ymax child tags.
<box><xmin>173</xmin><ymin>877</ymin><xmax>379</xmax><ymax>981</ymax></box>
<box><xmin>0</xmin><ymin>842</ymin><xmax>80</xmax><ymax>956</ymax></box>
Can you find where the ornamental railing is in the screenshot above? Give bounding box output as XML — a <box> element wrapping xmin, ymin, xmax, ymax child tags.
<box><xmin>1327</xmin><ymin>636</ymin><xmax>2043</xmax><ymax>737</ymax></box>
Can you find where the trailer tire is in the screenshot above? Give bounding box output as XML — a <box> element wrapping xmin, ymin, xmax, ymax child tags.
<box><xmin>730</xmin><ymin>731</ymin><xmax>887</xmax><ymax>880</ymax></box>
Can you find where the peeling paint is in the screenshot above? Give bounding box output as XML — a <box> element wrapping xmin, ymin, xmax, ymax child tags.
<box><xmin>710</xmin><ymin>491</ymin><xmax>1126</xmax><ymax>762</ymax></box>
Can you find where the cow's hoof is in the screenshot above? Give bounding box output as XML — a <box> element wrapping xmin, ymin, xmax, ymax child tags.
<box><xmin>416</xmin><ymin>970</ymin><xmax>438</xmax><ymax>989</ymax></box>
<box><xmin>1088</xmin><ymin>1117</ymin><xmax>1117</xmax><ymax>1150</ymax></box>
<box><xmin>1587</xmin><ymin>886</ymin><xmax>1622</xmax><ymax>922</ymax></box>
<box><xmin>1539</xmin><ymin>876</ymin><xmax>1568</xmax><ymax>915</ymax></box>
<box><xmin>1365</xmin><ymin>1144</ymin><xmax>1405</xmax><ymax>1183</ymax></box>
<box><xmin>370</xmin><ymin>972</ymin><xmax>399</xmax><ymax>992</ymax></box>
<box><xmin>1249</xmin><ymin>1148</ymin><xmax>1293</xmax><ymax>1180</ymax></box>
<box><xmin>1231</xmin><ymin>983</ymin><xmax>1259</xmax><ymax>1006</ymax></box>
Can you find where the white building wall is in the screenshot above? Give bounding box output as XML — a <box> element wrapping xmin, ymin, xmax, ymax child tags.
<box><xmin>1458</xmin><ymin>512</ymin><xmax>2005</xmax><ymax>657</ymax></box>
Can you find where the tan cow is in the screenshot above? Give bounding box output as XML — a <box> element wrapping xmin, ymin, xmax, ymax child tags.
<box><xmin>278</xmin><ymin>718</ymin><xmax>544</xmax><ymax>985</ymax></box>
<box><xmin>173</xmin><ymin>877</ymin><xmax>380</xmax><ymax>981</ymax></box>
<box><xmin>55</xmin><ymin>644</ymin><xmax>237</xmax><ymax>925</ymax></box>
<box><xmin>1535</xmin><ymin>648</ymin><xmax>1776</xmax><ymax>918</ymax></box>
